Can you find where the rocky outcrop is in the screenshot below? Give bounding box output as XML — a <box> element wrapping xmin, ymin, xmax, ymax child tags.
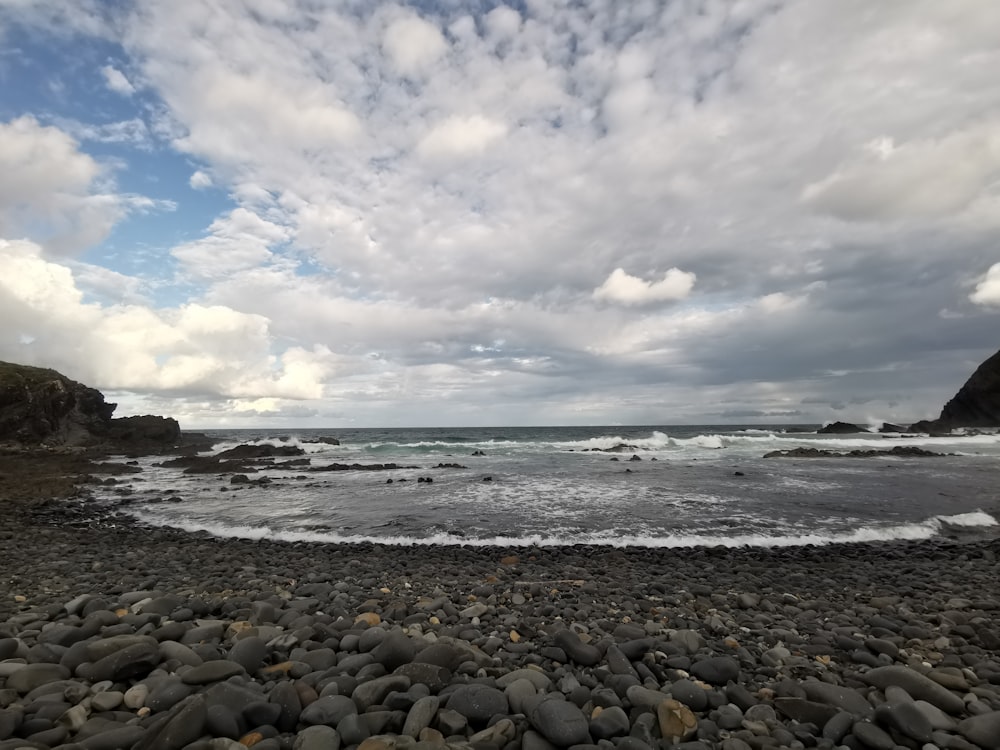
<box><xmin>0</xmin><ymin>361</ymin><xmax>180</xmax><ymax>449</ymax></box>
<box><xmin>817</xmin><ymin>421</ymin><xmax>869</xmax><ymax>434</ymax></box>
<box><xmin>0</xmin><ymin>362</ymin><xmax>115</xmax><ymax>445</ymax></box>
<box><xmin>913</xmin><ymin>349</ymin><xmax>1000</xmax><ymax>432</ymax></box>
<box><xmin>764</xmin><ymin>446</ymin><xmax>946</xmax><ymax>458</ymax></box>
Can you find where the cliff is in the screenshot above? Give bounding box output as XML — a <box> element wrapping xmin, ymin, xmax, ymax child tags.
<box><xmin>0</xmin><ymin>361</ymin><xmax>179</xmax><ymax>447</ymax></box>
<box><xmin>912</xmin><ymin>349</ymin><xmax>1000</xmax><ymax>432</ymax></box>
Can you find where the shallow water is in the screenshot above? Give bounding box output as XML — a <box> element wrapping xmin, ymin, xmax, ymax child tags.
<box><xmin>94</xmin><ymin>425</ymin><xmax>1000</xmax><ymax>548</ymax></box>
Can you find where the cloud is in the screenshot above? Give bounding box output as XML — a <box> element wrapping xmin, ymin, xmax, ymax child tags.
<box><xmin>189</xmin><ymin>170</ymin><xmax>212</xmax><ymax>189</ymax></box>
<box><xmin>802</xmin><ymin>123</ymin><xmax>1000</xmax><ymax>222</ymax></box>
<box><xmin>101</xmin><ymin>64</ymin><xmax>135</xmax><ymax>95</ymax></box>
<box><xmin>416</xmin><ymin>115</ymin><xmax>508</xmax><ymax>161</ymax></box>
<box><xmin>0</xmin><ymin>239</ymin><xmax>333</xmax><ymax>402</ymax></box>
<box><xmin>171</xmin><ymin>208</ymin><xmax>290</xmax><ymax>279</ymax></box>
<box><xmin>970</xmin><ymin>263</ymin><xmax>1000</xmax><ymax>308</ymax></box>
<box><xmin>593</xmin><ymin>268</ymin><xmax>696</xmax><ymax>305</ymax></box>
<box><xmin>0</xmin><ymin>116</ymin><xmax>124</xmax><ymax>255</ymax></box>
<box><xmin>382</xmin><ymin>12</ymin><xmax>448</xmax><ymax>77</ymax></box>
<box><xmin>2</xmin><ymin>0</ymin><xmax>1000</xmax><ymax>426</ymax></box>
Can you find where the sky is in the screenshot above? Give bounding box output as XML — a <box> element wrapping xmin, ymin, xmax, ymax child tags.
<box><xmin>0</xmin><ymin>0</ymin><xmax>998</xmax><ymax>429</ymax></box>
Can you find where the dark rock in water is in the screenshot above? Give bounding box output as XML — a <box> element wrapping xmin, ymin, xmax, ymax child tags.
<box><xmin>878</xmin><ymin>422</ymin><xmax>909</xmax><ymax>433</ymax></box>
<box><xmin>764</xmin><ymin>446</ymin><xmax>945</xmax><ymax>459</ymax></box>
<box><xmin>216</xmin><ymin>443</ymin><xmax>304</xmax><ymax>459</ymax></box>
<box><xmin>817</xmin><ymin>421</ymin><xmax>869</xmax><ymax>434</ymax></box>
<box><xmin>106</xmin><ymin>414</ymin><xmax>180</xmax><ymax>446</ymax></box>
<box><xmin>914</xmin><ymin>348</ymin><xmax>1000</xmax><ymax>431</ymax></box>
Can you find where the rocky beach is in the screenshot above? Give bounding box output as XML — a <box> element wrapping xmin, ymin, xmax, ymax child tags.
<box><xmin>2</xmin><ymin>360</ymin><xmax>1000</xmax><ymax>750</ymax></box>
<box><xmin>0</xmin><ymin>450</ymin><xmax>999</xmax><ymax>750</ymax></box>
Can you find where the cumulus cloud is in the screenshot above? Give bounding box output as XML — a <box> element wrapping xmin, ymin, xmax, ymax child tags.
<box><xmin>382</xmin><ymin>12</ymin><xmax>448</xmax><ymax>77</ymax></box>
<box><xmin>0</xmin><ymin>239</ymin><xmax>332</xmax><ymax>402</ymax></box>
<box><xmin>593</xmin><ymin>268</ymin><xmax>696</xmax><ymax>305</ymax></box>
<box><xmin>101</xmin><ymin>64</ymin><xmax>135</xmax><ymax>95</ymax></box>
<box><xmin>0</xmin><ymin>116</ymin><xmax>125</xmax><ymax>254</ymax></box>
<box><xmin>2</xmin><ymin>0</ymin><xmax>1000</xmax><ymax>425</ymax></box>
<box><xmin>970</xmin><ymin>263</ymin><xmax>1000</xmax><ymax>308</ymax></box>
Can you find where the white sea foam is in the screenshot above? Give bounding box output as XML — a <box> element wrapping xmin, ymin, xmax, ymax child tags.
<box><xmin>130</xmin><ymin>510</ymin><xmax>999</xmax><ymax>549</ymax></box>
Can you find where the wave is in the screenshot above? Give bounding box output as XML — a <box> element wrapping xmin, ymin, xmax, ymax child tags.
<box><xmin>130</xmin><ymin>510</ymin><xmax>998</xmax><ymax>550</ymax></box>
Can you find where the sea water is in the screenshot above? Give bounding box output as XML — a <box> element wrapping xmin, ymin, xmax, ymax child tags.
<box><xmin>94</xmin><ymin>425</ymin><xmax>1000</xmax><ymax>548</ymax></box>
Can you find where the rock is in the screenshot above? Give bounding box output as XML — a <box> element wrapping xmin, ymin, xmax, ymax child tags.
<box><xmin>876</xmin><ymin>701</ymin><xmax>933</xmax><ymax>743</ymax></box>
<box><xmin>216</xmin><ymin>443</ymin><xmax>304</xmax><ymax>459</ymax></box>
<box><xmin>958</xmin><ymin>711</ymin><xmax>1000</xmax><ymax>749</ymax></box>
<box><xmin>656</xmin><ymin>699</ymin><xmax>698</xmax><ymax>742</ymax></box>
<box><xmin>851</xmin><ymin>720</ymin><xmax>896</xmax><ymax>750</ymax></box>
<box><xmin>181</xmin><ymin>661</ymin><xmax>245</xmax><ymax>685</ymax></box>
<box><xmin>371</xmin><ymin>631</ymin><xmax>417</xmax><ymax>670</ymax></box>
<box><xmin>589</xmin><ymin>706</ymin><xmax>630</xmax><ymax>740</ymax></box>
<box><xmin>690</xmin><ymin>656</ymin><xmax>739</xmax><ymax>685</ymax></box>
<box><xmin>446</xmin><ymin>684</ymin><xmax>507</xmax><ymax>724</ymax></box>
<box><xmin>801</xmin><ymin>682</ymin><xmax>874</xmax><ymax>718</ymax></box>
<box><xmin>774</xmin><ymin>698</ymin><xmax>839</xmax><ymax>727</ymax></box>
<box><xmin>529</xmin><ymin>698</ymin><xmax>591</xmax><ymax>747</ymax></box>
<box><xmin>0</xmin><ymin>362</ymin><xmax>115</xmax><ymax>445</ymax></box>
<box><xmin>134</xmin><ymin>694</ymin><xmax>207</xmax><ymax>750</ymax></box>
<box><xmin>107</xmin><ymin>415</ymin><xmax>180</xmax><ymax>447</ymax></box>
<box><xmin>352</xmin><ymin>675</ymin><xmax>410</xmax><ymax>711</ymax></box>
<box><xmin>553</xmin><ymin>631</ymin><xmax>601</xmax><ymax>666</ymax></box>
<box><xmin>293</xmin><ymin>725</ymin><xmax>341</xmax><ymax>750</ymax></box>
<box><xmin>817</xmin><ymin>421</ymin><xmax>869</xmax><ymax>434</ymax></box>
<box><xmin>227</xmin><ymin>636</ymin><xmax>267</xmax><ymax>673</ymax></box>
<box><xmin>5</xmin><ymin>663</ymin><xmax>70</xmax><ymax>694</ymax></box>
<box><xmin>301</xmin><ymin>695</ymin><xmax>357</xmax><ymax>727</ymax></box>
<box><xmin>82</xmin><ymin>641</ymin><xmax>161</xmax><ymax>682</ymax></box>
<box><xmin>919</xmin><ymin>348</ymin><xmax>1000</xmax><ymax>430</ymax></box>
<box><xmin>862</xmin><ymin>665</ymin><xmax>966</xmax><ymax>714</ymax></box>
<box><xmin>401</xmin><ymin>696</ymin><xmax>439</xmax><ymax>738</ymax></box>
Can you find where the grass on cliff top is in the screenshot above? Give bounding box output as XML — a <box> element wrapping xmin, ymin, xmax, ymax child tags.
<box><xmin>0</xmin><ymin>361</ymin><xmax>75</xmax><ymax>387</ymax></box>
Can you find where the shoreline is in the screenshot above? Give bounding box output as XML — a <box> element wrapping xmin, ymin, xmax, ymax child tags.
<box><xmin>2</xmin><ymin>451</ymin><xmax>1000</xmax><ymax>749</ymax></box>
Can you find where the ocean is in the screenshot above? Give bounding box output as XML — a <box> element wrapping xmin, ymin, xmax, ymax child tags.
<box><xmin>94</xmin><ymin>425</ymin><xmax>1000</xmax><ymax>548</ymax></box>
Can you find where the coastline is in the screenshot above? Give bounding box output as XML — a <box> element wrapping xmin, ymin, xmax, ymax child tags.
<box><xmin>1</xmin><ymin>452</ymin><xmax>1000</xmax><ymax>748</ymax></box>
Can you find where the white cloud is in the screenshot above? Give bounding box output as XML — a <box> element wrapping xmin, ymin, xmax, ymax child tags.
<box><xmin>382</xmin><ymin>12</ymin><xmax>448</xmax><ymax>77</ymax></box>
<box><xmin>171</xmin><ymin>208</ymin><xmax>289</xmax><ymax>279</ymax></box>
<box><xmin>0</xmin><ymin>116</ymin><xmax>126</xmax><ymax>254</ymax></box>
<box><xmin>0</xmin><ymin>239</ymin><xmax>333</xmax><ymax>403</ymax></box>
<box><xmin>593</xmin><ymin>268</ymin><xmax>696</xmax><ymax>305</ymax></box>
<box><xmin>189</xmin><ymin>170</ymin><xmax>212</xmax><ymax>189</ymax></box>
<box><xmin>970</xmin><ymin>263</ymin><xmax>1000</xmax><ymax>308</ymax></box>
<box><xmin>416</xmin><ymin>115</ymin><xmax>508</xmax><ymax>161</ymax></box>
<box><xmin>101</xmin><ymin>64</ymin><xmax>135</xmax><ymax>95</ymax></box>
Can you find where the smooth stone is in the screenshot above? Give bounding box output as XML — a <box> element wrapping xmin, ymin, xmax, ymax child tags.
<box><xmin>146</xmin><ymin>681</ymin><xmax>194</xmax><ymax>712</ymax></box>
<box><xmin>158</xmin><ymin>641</ymin><xmax>203</xmax><ymax>668</ymax></box>
<box><xmin>6</xmin><ymin>664</ymin><xmax>70</xmax><ymax>694</ymax></box>
<box><xmin>625</xmin><ymin>685</ymin><xmax>669</xmax><ymax>708</ymax></box>
<box><xmin>90</xmin><ymin>690</ymin><xmax>124</xmax><ymax>712</ymax></box>
<box><xmin>822</xmin><ymin>711</ymin><xmax>854</xmax><ymax>743</ymax></box>
<box><xmin>851</xmin><ymin>720</ymin><xmax>896</xmax><ymax>750</ymax></box>
<box><xmin>801</xmin><ymin>681</ymin><xmax>875</xmax><ymax>718</ymax></box>
<box><xmin>669</xmin><ymin>679</ymin><xmax>709</xmax><ymax>712</ymax></box>
<box><xmin>913</xmin><ymin>700</ymin><xmax>957</xmax><ymax>731</ymax></box>
<box><xmin>669</xmin><ymin>630</ymin><xmax>705</xmax><ymax>655</ymax></box>
<box><xmin>505</xmin><ymin>679</ymin><xmax>538</xmax><ymax>715</ymax></box>
<box><xmin>371</xmin><ymin>631</ymin><xmax>418</xmax><ymax>671</ymax></box>
<box><xmin>958</xmin><ymin>711</ymin><xmax>1000</xmax><ymax>749</ymax></box>
<box><xmin>773</xmin><ymin>697</ymin><xmax>839</xmax><ymax>727</ymax></box>
<box><xmin>393</xmin><ymin>663</ymin><xmax>451</xmax><ymax>692</ymax></box>
<box><xmin>352</xmin><ymin>675</ymin><xmax>410</xmax><ymax>711</ymax></box>
<box><xmin>78</xmin><ymin>725</ymin><xmax>146</xmax><ymax>750</ymax></box>
<box><xmin>446</xmin><ymin>684</ymin><xmax>508</xmax><ymax>724</ymax></box>
<box><xmin>863</xmin><ymin>666</ymin><xmax>965</xmax><ymax>714</ymax></box>
<box><xmin>656</xmin><ymin>699</ymin><xmax>697</xmax><ymax>742</ymax></box>
<box><xmin>205</xmin><ymin>704</ymin><xmax>243</xmax><ymax>739</ymax></box>
<box><xmin>589</xmin><ymin>706</ymin><xmax>630</xmax><ymax>740</ymax></box>
<box><xmin>876</xmin><ymin>701</ymin><xmax>933</xmax><ymax>742</ymax></box>
<box><xmin>301</xmin><ymin>695</ymin><xmax>358</xmax><ymax>727</ymax></box>
<box><xmin>270</xmin><ymin>681</ymin><xmax>303</xmax><ymax>732</ymax></box>
<box><xmin>83</xmin><ymin>642</ymin><xmax>161</xmax><ymax>682</ymax></box>
<box><xmin>293</xmin><ymin>724</ymin><xmax>341</xmax><ymax>750</ymax></box>
<box><xmin>435</xmin><ymin>708</ymin><xmax>467</xmax><ymax>736</ymax></box>
<box><xmin>530</xmin><ymin>698</ymin><xmax>591</xmax><ymax>747</ymax></box>
<box><xmin>496</xmin><ymin>669</ymin><xmax>552</xmax><ymax>690</ymax></box>
<box><xmin>553</xmin><ymin>631</ymin><xmax>601</xmax><ymax>667</ymax></box>
<box><xmin>181</xmin><ymin>661</ymin><xmax>246</xmax><ymax>685</ymax></box>
<box><xmin>227</xmin><ymin>636</ymin><xmax>267</xmax><ymax>673</ymax></box>
<box><xmin>689</xmin><ymin>657</ymin><xmax>739</xmax><ymax>686</ymax></box>
<box><xmin>401</xmin><ymin>696</ymin><xmax>439</xmax><ymax>738</ymax></box>
<box><xmin>134</xmin><ymin>694</ymin><xmax>207</xmax><ymax>750</ymax></box>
